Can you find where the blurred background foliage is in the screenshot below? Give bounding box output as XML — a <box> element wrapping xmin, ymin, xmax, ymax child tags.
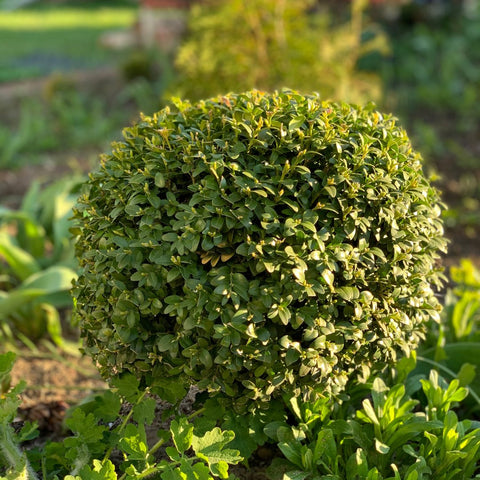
<box><xmin>171</xmin><ymin>0</ymin><xmax>387</xmax><ymax>104</ymax></box>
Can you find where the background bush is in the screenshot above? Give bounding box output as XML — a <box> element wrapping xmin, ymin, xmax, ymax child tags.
<box><xmin>72</xmin><ymin>90</ymin><xmax>447</xmax><ymax>411</ymax></box>
<box><xmin>172</xmin><ymin>0</ymin><xmax>387</xmax><ymax>104</ymax></box>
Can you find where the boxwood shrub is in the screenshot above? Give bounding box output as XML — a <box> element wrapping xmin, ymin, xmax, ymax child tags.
<box><xmin>72</xmin><ymin>90</ymin><xmax>447</xmax><ymax>409</ymax></box>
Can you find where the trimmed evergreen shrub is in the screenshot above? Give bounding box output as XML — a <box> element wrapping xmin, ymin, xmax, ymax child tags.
<box><xmin>72</xmin><ymin>90</ymin><xmax>447</xmax><ymax>410</ymax></box>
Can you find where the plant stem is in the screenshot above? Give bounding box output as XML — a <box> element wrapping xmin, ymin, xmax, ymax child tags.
<box><xmin>148</xmin><ymin>436</ymin><xmax>166</xmax><ymax>456</ymax></box>
<box><xmin>187</xmin><ymin>406</ymin><xmax>206</xmax><ymax>421</ymax></box>
<box><xmin>102</xmin><ymin>390</ymin><xmax>148</xmax><ymax>463</ymax></box>
<box><xmin>0</xmin><ymin>423</ymin><xmax>39</xmax><ymax>480</ymax></box>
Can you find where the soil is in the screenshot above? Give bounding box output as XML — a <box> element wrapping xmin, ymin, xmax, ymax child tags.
<box><xmin>11</xmin><ymin>352</ymin><xmax>107</xmax><ymax>436</ymax></box>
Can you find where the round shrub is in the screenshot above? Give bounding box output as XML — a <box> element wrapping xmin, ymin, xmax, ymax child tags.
<box><xmin>72</xmin><ymin>90</ymin><xmax>447</xmax><ymax>409</ymax></box>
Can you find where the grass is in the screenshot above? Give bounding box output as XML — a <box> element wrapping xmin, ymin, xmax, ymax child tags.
<box><xmin>0</xmin><ymin>4</ymin><xmax>137</xmax><ymax>82</ymax></box>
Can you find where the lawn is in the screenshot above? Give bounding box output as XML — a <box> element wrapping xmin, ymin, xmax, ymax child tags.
<box><xmin>0</xmin><ymin>2</ymin><xmax>137</xmax><ymax>82</ymax></box>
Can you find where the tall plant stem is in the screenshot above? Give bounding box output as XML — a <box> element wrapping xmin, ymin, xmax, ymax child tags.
<box><xmin>0</xmin><ymin>424</ymin><xmax>38</xmax><ymax>480</ymax></box>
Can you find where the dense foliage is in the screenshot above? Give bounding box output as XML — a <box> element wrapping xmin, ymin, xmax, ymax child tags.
<box><xmin>3</xmin><ymin>351</ymin><xmax>480</xmax><ymax>479</ymax></box>
<box><xmin>172</xmin><ymin>0</ymin><xmax>386</xmax><ymax>103</ymax></box>
<box><xmin>0</xmin><ymin>352</ymin><xmax>242</xmax><ymax>480</ymax></box>
<box><xmin>72</xmin><ymin>90</ymin><xmax>447</xmax><ymax>411</ymax></box>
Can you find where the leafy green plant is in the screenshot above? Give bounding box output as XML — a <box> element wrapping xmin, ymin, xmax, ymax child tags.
<box><xmin>172</xmin><ymin>0</ymin><xmax>387</xmax><ymax>103</ymax></box>
<box><xmin>265</xmin><ymin>353</ymin><xmax>480</xmax><ymax>479</ymax></box>
<box><xmin>417</xmin><ymin>260</ymin><xmax>480</xmax><ymax>406</ymax></box>
<box><xmin>0</xmin><ymin>352</ymin><xmax>39</xmax><ymax>480</ymax></box>
<box><xmin>0</xmin><ymin>352</ymin><xmax>242</xmax><ymax>480</ymax></box>
<box><xmin>442</xmin><ymin>260</ymin><xmax>480</xmax><ymax>343</ymax></box>
<box><xmin>0</xmin><ymin>177</ymin><xmax>83</xmax><ymax>345</ymax></box>
<box><xmin>72</xmin><ymin>89</ymin><xmax>447</xmax><ymax>412</ymax></box>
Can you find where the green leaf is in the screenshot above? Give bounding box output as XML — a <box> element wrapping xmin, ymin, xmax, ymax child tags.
<box><xmin>278</xmin><ymin>442</ymin><xmax>303</xmax><ymax>468</ymax></box>
<box><xmin>346</xmin><ymin>449</ymin><xmax>369</xmax><ymax>480</ymax></box>
<box><xmin>288</xmin><ymin>115</ymin><xmax>306</xmax><ymax>131</ymax></box>
<box><xmin>111</xmin><ymin>373</ymin><xmax>141</xmax><ymax>402</ymax></box>
<box><xmin>0</xmin><ymin>266</ymin><xmax>75</xmax><ymax>319</ymax></box>
<box><xmin>322</xmin><ymin>269</ymin><xmax>334</xmax><ymax>286</ymax></box>
<box><xmin>313</xmin><ymin>428</ymin><xmax>337</xmax><ymax>464</ymax></box>
<box><xmin>324</xmin><ymin>185</ymin><xmax>336</xmax><ymax>198</ymax></box>
<box><xmin>133</xmin><ymin>396</ymin><xmax>156</xmax><ymax>425</ymax></box>
<box><xmin>0</xmin><ymin>231</ymin><xmax>40</xmax><ymax>281</ymax></box>
<box><xmin>457</xmin><ymin>363</ymin><xmax>476</xmax><ymax>388</ymax></box>
<box><xmin>42</xmin><ymin>302</ymin><xmax>63</xmax><ymax>347</ymax></box>
<box><xmin>192</xmin><ymin>427</ymin><xmax>242</xmax><ymax>466</ymax></box>
<box><xmin>0</xmin><ymin>210</ymin><xmax>46</xmax><ymax>259</ymax></box>
<box><xmin>20</xmin><ymin>265</ymin><xmax>77</xmax><ymax>292</ymax></box>
<box><xmin>118</xmin><ymin>423</ymin><xmax>148</xmax><ymax>461</ymax></box>
<box><xmin>361</xmin><ymin>399</ymin><xmax>379</xmax><ymax>426</ymax></box>
<box><xmin>65</xmin><ymin>408</ymin><xmax>106</xmax><ymax>444</ymax></box>
<box><xmin>77</xmin><ymin>390</ymin><xmax>122</xmax><ymax>423</ymax></box>
<box><xmin>0</xmin><ymin>352</ymin><xmax>16</xmax><ymax>381</ymax></box>
<box><xmin>151</xmin><ymin>377</ymin><xmax>187</xmax><ymax>404</ymax></box>
<box><xmin>284</xmin><ymin>471</ymin><xmax>310</xmax><ymax>480</ymax></box>
<box><xmin>375</xmin><ymin>438</ymin><xmax>390</xmax><ymax>454</ymax></box>
<box><xmin>170</xmin><ymin>417</ymin><xmax>194</xmax><ymax>453</ymax></box>
<box><xmin>78</xmin><ymin>459</ymin><xmax>118</xmax><ymax>480</ymax></box>
<box><xmin>157</xmin><ymin>334</ymin><xmax>175</xmax><ymax>352</ymax></box>
<box><xmin>155</xmin><ymin>172</ymin><xmax>166</xmax><ymax>188</ymax></box>
<box><xmin>336</xmin><ymin>286</ymin><xmax>360</xmax><ymax>302</ymax></box>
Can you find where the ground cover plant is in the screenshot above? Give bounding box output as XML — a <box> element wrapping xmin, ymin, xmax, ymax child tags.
<box><xmin>2</xmin><ymin>350</ymin><xmax>480</xmax><ymax>479</ymax></box>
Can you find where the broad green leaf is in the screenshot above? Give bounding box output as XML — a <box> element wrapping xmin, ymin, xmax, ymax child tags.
<box><xmin>457</xmin><ymin>363</ymin><xmax>476</xmax><ymax>388</ymax></box>
<box><xmin>313</xmin><ymin>428</ymin><xmax>337</xmax><ymax>464</ymax></box>
<box><xmin>0</xmin><ymin>210</ymin><xmax>45</xmax><ymax>259</ymax></box>
<box><xmin>20</xmin><ymin>265</ymin><xmax>77</xmax><ymax>292</ymax></box>
<box><xmin>112</xmin><ymin>373</ymin><xmax>141</xmax><ymax>402</ymax></box>
<box><xmin>78</xmin><ymin>459</ymin><xmax>118</xmax><ymax>480</ymax></box>
<box><xmin>375</xmin><ymin>438</ymin><xmax>390</xmax><ymax>454</ymax></box>
<box><xmin>346</xmin><ymin>449</ymin><xmax>369</xmax><ymax>480</ymax></box>
<box><xmin>118</xmin><ymin>423</ymin><xmax>148</xmax><ymax>461</ymax></box>
<box><xmin>284</xmin><ymin>471</ymin><xmax>310</xmax><ymax>480</ymax></box>
<box><xmin>76</xmin><ymin>390</ymin><xmax>122</xmax><ymax>423</ymax></box>
<box><xmin>278</xmin><ymin>442</ymin><xmax>303</xmax><ymax>468</ymax></box>
<box><xmin>336</xmin><ymin>286</ymin><xmax>360</xmax><ymax>302</ymax></box>
<box><xmin>0</xmin><ymin>289</ymin><xmax>47</xmax><ymax>319</ymax></box>
<box><xmin>171</xmin><ymin>417</ymin><xmax>194</xmax><ymax>453</ymax></box>
<box><xmin>52</xmin><ymin>192</ymin><xmax>77</xmax><ymax>262</ymax></box>
<box><xmin>0</xmin><ymin>266</ymin><xmax>77</xmax><ymax>319</ymax></box>
<box><xmin>133</xmin><ymin>396</ymin><xmax>156</xmax><ymax>425</ymax></box>
<box><xmin>0</xmin><ymin>231</ymin><xmax>40</xmax><ymax>281</ymax></box>
<box><xmin>155</xmin><ymin>172</ymin><xmax>166</xmax><ymax>188</ymax></box>
<box><xmin>65</xmin><ymin>408</ymin><xmax>106</xmax><ymax>444</ymax></box>
<box><xmin>157</xmin><ymin>334</ymin><xmax>175</xmax><ymax>352</ymax></box>
<box><xmin>151</xmin><ymin>377</ymin><xmax>187</xmax><ymax>404</ymax></box>
<box><xmin>361</xmin><ymin>399</ymin><xmax>379</xmax><ymax>426</ymax></box>
<box><xmin>192</xmin><ymin>427</ymin><xmax>242</xmax><ymax>466</ymax></box>
<box><xmin>322</xmin><ymin>269</ymin><xmax>334</xmax><ymax>286</ymax></box>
